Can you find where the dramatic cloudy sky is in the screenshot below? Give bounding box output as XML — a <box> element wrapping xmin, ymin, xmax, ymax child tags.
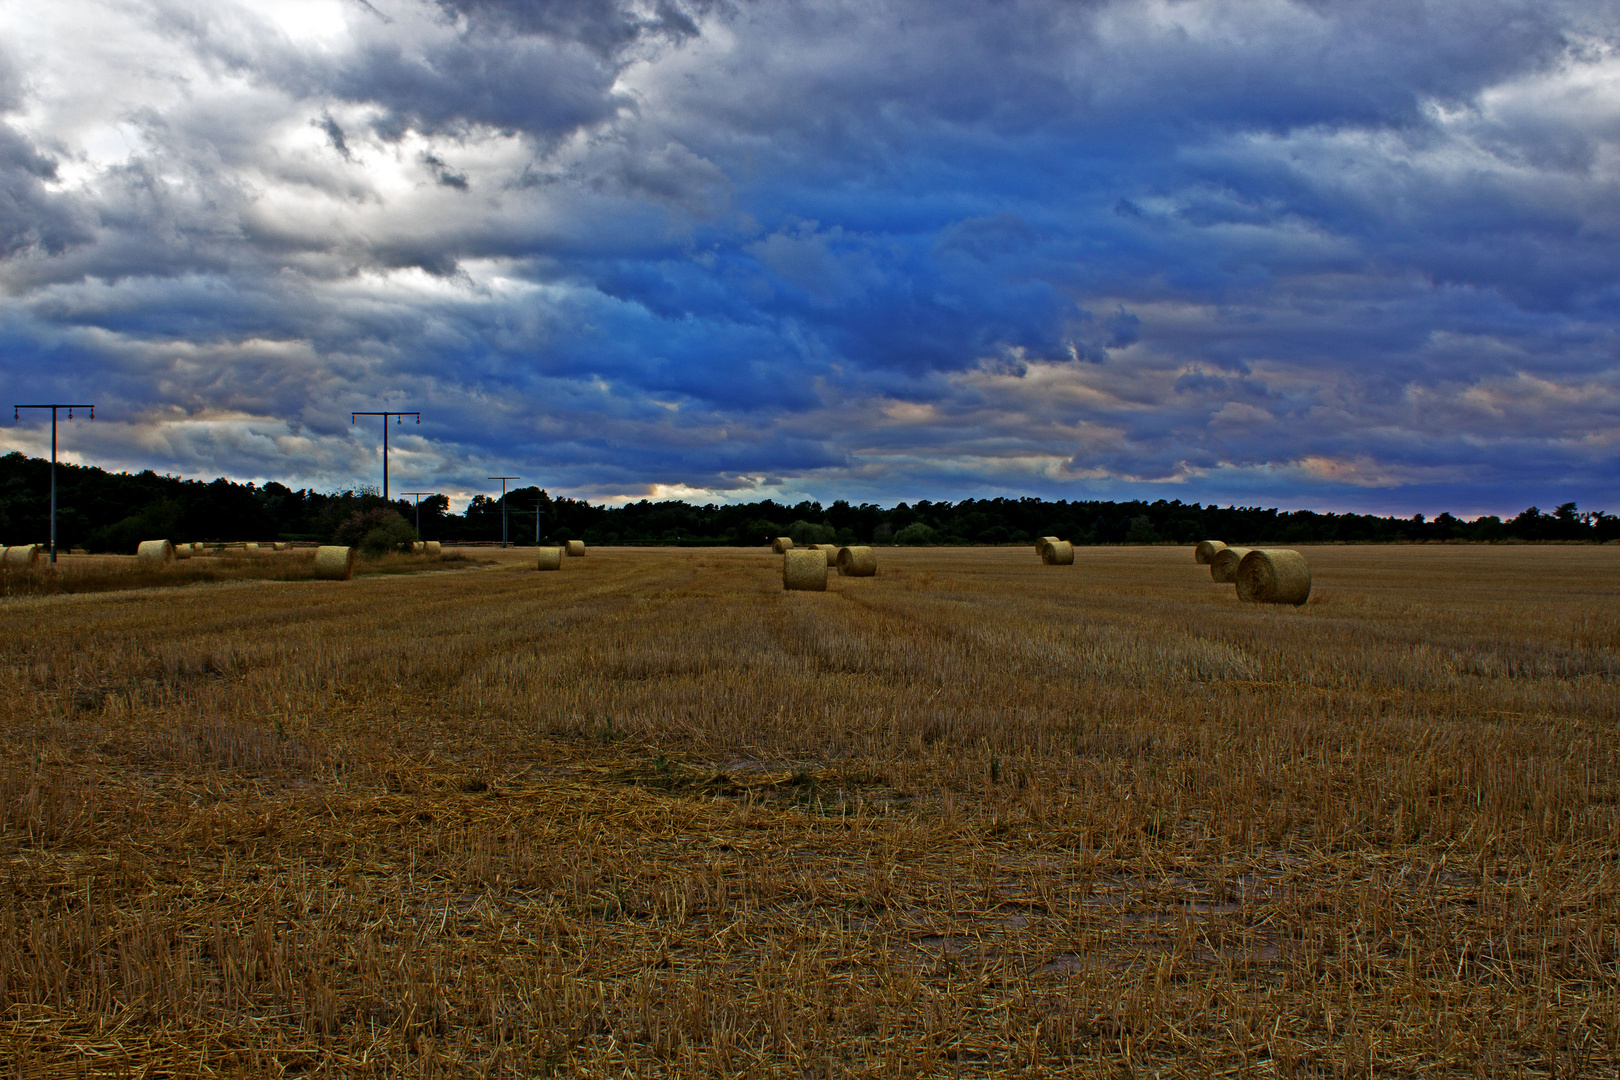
<box><xmin>1</xmin><ymin>0</ymin><xmax>1617</xmax><ymax>513</ymax></box>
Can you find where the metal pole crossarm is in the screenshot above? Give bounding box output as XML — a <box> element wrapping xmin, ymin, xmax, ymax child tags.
<box><xmin>488</xmin><ymin>476</ymin><xmax>519</xmax><ymax>548</ymax></box>
<box><xmin>350</xmin><ymin>410</ymin><xmax>421</xmax><ymax>501</ymax></box>
<box><xmin>12</xmin><ymin>403</ymin><xmax>95</xmax><ymax>564</ymax></box>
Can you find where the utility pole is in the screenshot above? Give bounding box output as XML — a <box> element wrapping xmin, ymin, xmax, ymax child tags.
<box><xmin>402</xmin><ymin>492</ymin><xmax>435</xmax><ymax>537</ymax></box>
<box><xmin>488</xmin><ymin>477</ymin><xmax>518</xmax><ymax>547</ymax></box>
<box><xmin>351</xmin><ymin>411</ymin><xmax>420</xmax><ymax>501</ymax></box>
<box><xmin>12</xmin><ymin>403</ymin><xmax>94</xmax><ymax>564</ymax></box>
<box><xmin>534</xmin><ymin>501</ymin><xmax>544</xmax><ymax>544</ymax></box>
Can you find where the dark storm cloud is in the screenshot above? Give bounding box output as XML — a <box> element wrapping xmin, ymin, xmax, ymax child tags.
<box><xmin>0</xmin><ymin>0</ymin><xmax>1617</xmax><ymax>512</ymax></box>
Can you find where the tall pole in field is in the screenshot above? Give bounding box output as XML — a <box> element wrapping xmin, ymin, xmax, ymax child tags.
<box><xmin>351</xmin><ymin>411</ymin><xmax>420</xmax><ymax>501</ymax></box>
<box><xmin>488</xmin><ymin>476</ymin><xmax>518</xmax><ymax>548</ymax></box>
<box><xmin>12</xmin><ymin>403</ymin><xmax>94</xmax><ymax>564</ymax></box>
<box><xmin>402</xmin><ymin>492</ymin><xmax>435</xmax><ymax>537</ymax></box>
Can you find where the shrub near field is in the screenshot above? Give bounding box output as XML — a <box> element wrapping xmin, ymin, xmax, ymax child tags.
<box><xmin>1</xmin><ymin>545</ymin><xmax>1617</xmax><ymax>1077</ymax></box>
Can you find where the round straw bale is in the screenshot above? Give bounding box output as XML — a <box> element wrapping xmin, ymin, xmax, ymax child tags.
<box><xmin>411</xmin><ymin>541</ymin><xmax>425</xmax><ymax>554</ymax></box>
<box><xmin>1035</xmin><ymin>536</ymin><xmax>1060</xmax><ymax>559</ymax></box>
<box><xmin>425</xmin><ymin>541</ymin><xmax>441</xmax><ymax>557</ymax></box>
<box><xmin>565</xmin><ymin>539</ymin><xmax>586</xmax><ymax>557</ymax></box>
<box><xmin>244</xmin><ymin>542</ymin><xmax>261</xmax><ymax>555</ymax></box>
<box><xmin>812</xmin><ymin>543</ymin><xmax>840</xmax><ymax>561</ymax></box>
<box><xmin>783</xmin><ymin>547</ymin><xmax>828</xmax><ymax>591</ymax></box>
<box><xmin>836</xmin><ymin>545</ymin><xmax>877</xmax><ymax>576</ymax></box>
<box><xmin>772</xmin><ymin>536</ymin><xmax>794</xmax><ymax>553</ymax></box>
<box><xmin>1209</xmin><ymin>546</ymin><xmax>1252</xmax><ymax>583</ymax></box>
<box><xmin>172</xmin><ymin>542</ymin><xmax>192</xmax><ymax>561</ymax></box>
<box><xmin>2</xmin><ymin>544</ymin><xmax>42</xmax><ymax>568</ymax></box>
<box><xmin>273</xmin><ymin>541</ymin><xmax>291</xmax><ymax>552</ymax></box>
<box><xmin>136</xmin><ymin>540</ymin><xmax>173</xmax><ymax>567</ymax></box>
<box><xmin>312</xmin><ymin>545</ymin><xmax>355</xmax><ymax>581</ymax></box>
<box><xmin>1236</xmin><ymin>548</ymin><xmax>1312</xmax><ymax>605</ymax></box>
<box><xmin>536</xmin><ymin>547</ymin><xmax>563</xmax><ymax>571</ymax></box>
<box><xmin>1040</xmin><ymin>539</ymin><xmax>1074</xmax><ymax>565</ymax></box>
<box><xmin>1195</xmin><ymin>540</ymin><xmax>1227</xmax><ymax>565</ymax></box>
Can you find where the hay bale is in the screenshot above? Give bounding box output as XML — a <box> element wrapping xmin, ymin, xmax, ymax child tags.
<box><xmin>536</xmin><ymin>547</ymin><xmax>563</xmax><ymax>571</ymax></box>
<box><xmin>136</xmin><ymin>540</ymin><xmax>173</xmax><ymax>567</ymax></box>
<box><xmin>1236</xmin><ymin>548</ymin><xmax>1312</xmax><ymax>605</ymax></box>
<box><xmin>411</xmin><ymin>541</ymin><xmax>426</xmax><ymax>554</ymax></box>
<box><xmin>273</xmin><ymin>541</ymin><xmax>291</xmax><ymax>552</ymax></box>
<box><xmin>1040</xmin><ymin>539</ymin><xmax>1074</xmax><ymax>565</ymax></box>
<box><xmin>772</xmin><ymin>536</ymin><xmax>794</xmax><ymax>553</ymax></box>
<box><xmin>172</xmin><ymin>542</ymin><xmax>192</xmax><ymax>561</ymax></box>
<box><xmin>812</xmin><ymin>543</ymin><xmax>840</xmax><ymax>562</ymax></box>
<box><xmin>244</xmin><ymin>542</ymin><xmax>261</xmax><ymax>555</ymax></box>
<box><xmin>1036</xmin><ymin>536</ymin><xmax>1060</xmax><ymax>558</ymax></box>
<box><xmin>1209</xmin><ymin>546</ymin><xmax>1252</xmax><ymax>583</ymax></box>
<box><xmin>2</xmin><ymin>545</ymin><xmax>42</xmax><ymax>568</ymax></box>
<box><xmin>783</xmin><ymin>548</ymin><xmax>827</xmax><ymax>591</ymax></box>
<box><xmin>1195</xmin><ymin>540</ymin><xmax>1227</xmax><ymax>565</ymax></box>
<box><xmin>836</xmin><ymin>546</ymin><xmax>877</xmax><ymax>577</ymax></box>
<box><xmin>565</xmin><ymin>539</ymin><xmax>586</xmax><ymax>557</ymax></box>
<box><xmin>425</xmin><ymin>541</ymin><xmax>441</xmax><ymax>557</ymax></box>
<box><xmin>312</xmin><ymin>545</ymin><xmax>355</xmax><ymax>581</ymax></box>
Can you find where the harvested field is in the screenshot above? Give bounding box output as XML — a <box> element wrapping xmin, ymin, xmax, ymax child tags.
<box><xmin>1</xmin><ymin>544</ymin><xmax>1617</xmax><ymax>1077</ymax></box>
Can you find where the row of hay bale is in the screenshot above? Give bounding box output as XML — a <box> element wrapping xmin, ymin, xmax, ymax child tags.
<box><xmin>783</xmin><ymin>545</ymin><xmax>876</xmax><ymax>590</ymax></box>
<box><xmin>1194</xmin><ymin>540</ymin><xmax>1311</xmax><ymax>605</ymax></box>
<box><xmin>535</xmin><ymin>539</ymin><xmax>587</xmax><ymax>570</ymax></box>
<box><xmin>1</xmin><ymin>544</ymin><xmax>43</xmax><ymax>568</ymax></box>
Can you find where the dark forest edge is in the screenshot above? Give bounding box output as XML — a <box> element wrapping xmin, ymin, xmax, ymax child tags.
<box><xmin>2</xmin><ymin>452</ymin><xmax>1617</xmax><ymax>553</ymax></box>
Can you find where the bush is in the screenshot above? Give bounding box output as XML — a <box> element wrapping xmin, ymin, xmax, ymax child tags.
<box><xmin>895</xmin><ymin>522</ymin><xmax>938</xmax><ymax>545</ymax></box>
<box><xmin>788</xmin><ymin>519</ymin><xmax>836</xmax><ymax>545</ymax></box>
<box><xmin>334</xmin><ymin>508</ymin><xmax>417</xmax><ymax>554</ymax></box>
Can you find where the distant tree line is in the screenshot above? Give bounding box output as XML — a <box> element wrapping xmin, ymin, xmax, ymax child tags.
<box><xmin>2</xmin><ymin>452</ymin><xmax>1616</xmax><ymax>552</ymax></box>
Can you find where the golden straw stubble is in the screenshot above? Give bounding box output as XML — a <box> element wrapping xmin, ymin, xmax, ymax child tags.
<box><xmin>1236</xmin><ymin>548</ymin><xmax>1312</xmax><ymax>605</ymax></box>
<box><xmin>536</xmin><ymin>547</ymin><xmax>563</xmax><ymax>571</ymax></box>
<box><xmin>312</xmin><ymin>545</ymin><xmax>356</xmax><ymax>581</ymax></box>
<box><xmin>836</xmin><ymin>546</ymin><xmax>877</xmax><ymax>576</ymax></box>
<box><xmin>136</xmin><ymin>540</ymin><xmax>173</xmax><ymax>567</ymax></box>
<box><xmin>1209</xmin><ymin>546</ymin><xmax>1253</xmax><ymax>583</ymax></box>
<box><xmin>1040</xmin><ymin>539</ymin><xmax>1074</xmax><ymax>565</ymax></box>
<box><xmin>783</xmin><ymin>548</ymin><xmax>828</xmax><ymax>591</ymax></box>
<box><xmin>1195</xmin><ymin>539</ymin><xmax>1227</xmax><ymax>564</ymax></box>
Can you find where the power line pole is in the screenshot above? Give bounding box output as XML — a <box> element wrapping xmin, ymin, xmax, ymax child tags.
<box><xmin>488</xmin><ymin>476</ymin><xmax>518</xmax><ymax>548</ymax></box>
<box><xmin>401</xmin><ymin>492</ymin><xmax>435</xmax><ymax>537</ymax></box>
<box><xmin>350</xmin><ymin>411</ymin><xmax>420</xmax><ymax>501</ymax></box>
<box><xmin>12</xmin><ymin>403</ymin><xmax>94</xmax><ymax>564</ymax></box>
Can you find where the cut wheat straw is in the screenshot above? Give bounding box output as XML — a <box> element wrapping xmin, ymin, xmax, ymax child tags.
<box><xmin>1210</xmin><ymin>546</ymin><xmax>1252</xmax><ymax>583</ymax></box>
<box><xmin>1195</xmin><ymin>540</ymin><xmax>1228</xmax><ymax>565</ymax></box>
<box><xmin>536</xmin><ymin>547</ymin><xmax>563</xmax><ymax>571</ymax></box>
<box><xmin>312</xmin><ymin>545</ymin><xmax>355</xmax><ymax>581</ymax></box>
<box><xmin>772</xmin><ymin>536</ymin><xmax>794</xmax><ymax>553</ymax></box>
<box><xmin>565</xmin><ymin>540</ymin><xmax>586</xmax><ymax>557</ymax></box>
<box><xmin>836</xmin><ymin>546</ymin><xmax>877</xmax><ymax>577</ymax></box>
<box><xmin>783</xmin><ymin>548</ymin><xmax>827</xmax><ymax>591</ymax></box>
<box><xmin>136</xmin><ymin>540</ymin><xmax>173</xmax><ymax>567</ymax></box>
<box><xmin>1040</xmin><ymin>539</ymin><xmax>1074</xmax><ymax>565</ymax></box>
<box><xmin>1236</xmin><ymin>548</ymin><xmax>1312</xmax><ymax>605</ymax></box>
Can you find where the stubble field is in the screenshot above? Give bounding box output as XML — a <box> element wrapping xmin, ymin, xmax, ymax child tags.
<box><xmin>1</xmin><ymin>544</ymin><xmax>1617</xmax><ymax>1077</ymax></box>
